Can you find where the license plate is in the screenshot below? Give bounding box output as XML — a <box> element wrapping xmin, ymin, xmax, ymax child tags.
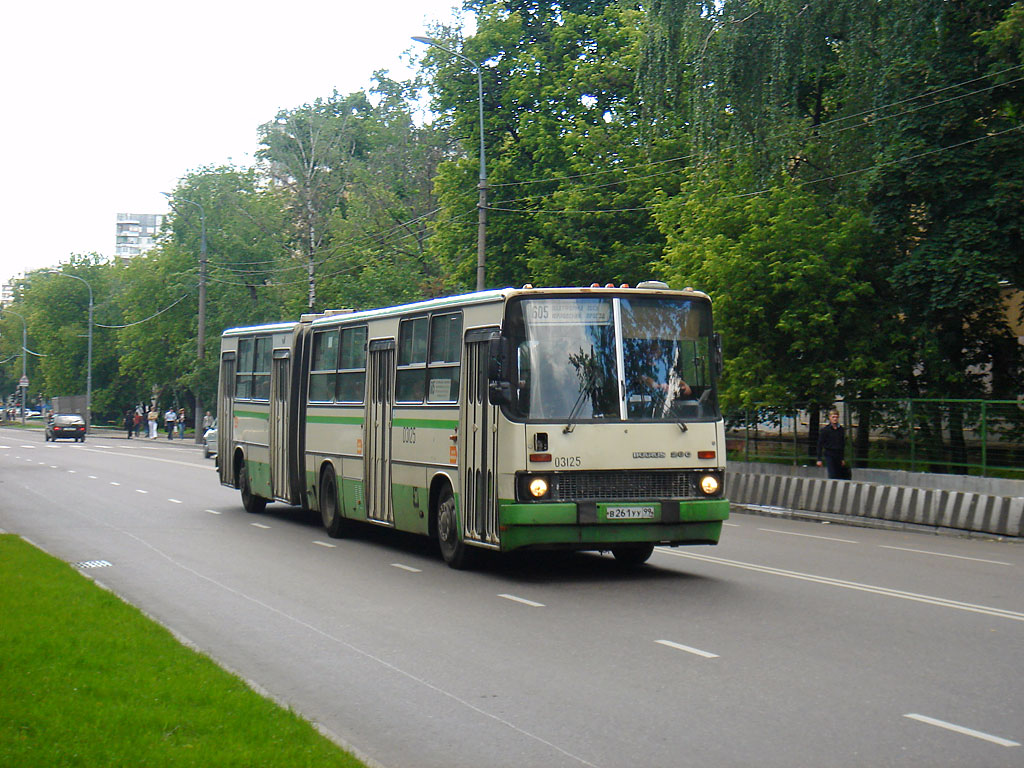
<box><xmin>606</xmin><ymin>506</ymin><xmax>655</xmax><ymax>520</ymax></box>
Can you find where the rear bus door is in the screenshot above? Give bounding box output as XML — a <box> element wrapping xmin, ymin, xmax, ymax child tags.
<box><xmin>218</xmin><ymin>351</ymin><xmax>235</xmax><ymax>486</ymax></box>
<box><xmin>269</xmin><ymin>349</ymin><xmax>291</xmax><ymax>502</ymax></box>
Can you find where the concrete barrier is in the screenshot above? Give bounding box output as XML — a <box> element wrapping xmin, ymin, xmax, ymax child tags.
<box><xmin>729</xmin><ymin>462</ymin><xmax>1023</xmax><ymax>538</ymax></box>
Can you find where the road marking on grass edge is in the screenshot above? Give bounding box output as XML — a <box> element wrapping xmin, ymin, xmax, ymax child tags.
<box><xmin>655</xmin><ymin>639</ymin><xmax>719</xmax><ymax>658</ymax></box>
<box><xmin>498</xmin><ymin>593</ymin><xmax>545</xmax><ymax>607</ymax></box>
<box><xmin>904</xmin><ymin>714</ymin><xmax>1020</xmax><ymax>747</ymax></box>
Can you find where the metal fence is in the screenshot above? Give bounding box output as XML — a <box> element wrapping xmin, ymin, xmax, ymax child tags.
<box><xmin>725</xmin><ymin>399</ymin><xmax>1024</xmax><ymax>480</ymax></box>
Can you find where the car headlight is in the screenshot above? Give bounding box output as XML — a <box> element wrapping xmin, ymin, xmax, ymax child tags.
<box><xmin>700</xmin><ymin>474</ymin><xmax>720</xmax><ymax>495</ymax></box>
<box><xmin>517</xmin><ymin>474</ymin><xmax>551</xmax><ymax>501</ymax></box>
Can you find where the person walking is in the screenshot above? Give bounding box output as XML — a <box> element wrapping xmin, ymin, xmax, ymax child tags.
<box><xmin>124</xmin><ymin>408</ymin><xmax>135</xmax><ymax>438</ymax></box>
<box><xmin>148</xmin><ymin>406</ymin><xmax>159</xmax><ymax>439</ymax></box>
<box><xmin>177</xmin><ymin>408</ymin><xmax>186</xmax><ymax>439</ymax></box>
<box><xmin>816</xmin><ymin>407</ymin><xmax>848</xmax><ymax>479</ymax></box>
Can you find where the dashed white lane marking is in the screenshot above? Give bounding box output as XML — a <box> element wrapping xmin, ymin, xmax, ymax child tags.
<box><xmin>391</xmin><ymin>563</ymin><xmax>422</xmax><ymax>572</ymax></box>
<box><xmin>904</xmin><ymin>714</ymin><xmax>1020</xmax><ymax>747</ymax></box>
<box><xmin>655</xmin><ymin>639</ymin><xmax>719</xmax><ymax>659</ymax></box>
<box><xmin>251</xmin><ymin>523</ymin><xmax>270</xmax><ymax>529</ymax></box>
<box><xmin>136</xmin><ymin>489</ymin><xmax>148</xmax><ymax>494</ymax></box>
<box><xmin>758</xmin><ymin>527</ymin><xmax>858</xmax><ymax>544</ymax></box>
<box><xmin>881</xmin><ymin>546</ymin><xmax>1012</xmax><ymax>567</ymax></box>
<box><xmin>109</xmin><ymin>482</ymin><xmax>120</xmax><ymax>486</ymax></box>
<box><xmin>88</xmin><ymin>475</ymin><xmax>97</xmax><ymax>479</ymax></box>
<box><xmin>313</xmin><ymin>541</ymin><xmax>337</xmax><ymax>548</ymax></box>
<box><xmin>205</xmin><ymin>509</ymin><xmax>221</xmax><ymax>515</ymax></box>
<box><xmin>168</xmin><ymin>498</ymin><xmax>182</xmax><ymax>504</ymax></box>
<box><xmin>498</xmin><ymin>593</ymin><xmax>545</xmax><ymax>608</ymax></box>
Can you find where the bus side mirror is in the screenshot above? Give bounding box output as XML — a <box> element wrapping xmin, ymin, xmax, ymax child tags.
<box><xmin>487</xmin><ymin>335</ymin><xmax>512</xmax><ymax>405</ymax></box>
<box><xmin>712</xmin><ymin>333</ymin><xmax>724</xmax><ymax>378</ymax></box>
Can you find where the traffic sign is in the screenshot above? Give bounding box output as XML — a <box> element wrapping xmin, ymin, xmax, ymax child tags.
<box><xmin>19</xmin><ymin>375</ymin><xmax>29</xmax><ymax>388</ymax></box>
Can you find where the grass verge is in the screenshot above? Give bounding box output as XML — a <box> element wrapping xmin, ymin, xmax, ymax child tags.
<box><xmin>0</xmin><ymin>535</ymin><xmax>366</xmax><ymax>767</ymax></box>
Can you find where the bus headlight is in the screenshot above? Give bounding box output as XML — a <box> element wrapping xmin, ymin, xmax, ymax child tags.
<box><xmin>700</xmin><ymin>474</ymin><xmax>720</xmax><ymax>495</ymax></box>
<box><xmin>517</xmin><ymin>474</ymin><xmax>551</xmax><ymax>501</ymax></box>
<box><xmin>529</xmin><ymin>477</ymin><xmax>550</xmax><ymax>498</ymax></box>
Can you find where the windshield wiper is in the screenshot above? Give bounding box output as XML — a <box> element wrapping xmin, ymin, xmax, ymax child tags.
<box><xmin>563</xmin><ymin>385</ymin><xmax>591</xmax><ymax>434</ymax></box>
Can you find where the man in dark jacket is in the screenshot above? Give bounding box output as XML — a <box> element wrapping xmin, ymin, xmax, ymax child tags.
<box><xmin>816</xmin><ymin>408</ymin><xmax>847</xmax><ymax>479</ymax></box>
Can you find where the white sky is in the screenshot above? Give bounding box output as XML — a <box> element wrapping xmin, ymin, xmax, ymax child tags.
<box><xmin>0</xmin><ymin>0</ymin><xmax>467</xmax><ymax>286</ymax></box>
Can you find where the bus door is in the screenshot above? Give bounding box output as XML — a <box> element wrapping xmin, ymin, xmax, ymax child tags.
<box><xmin>269</xmin><ymin>349</ymin><xmax>291</xmax><ymax>502</ymax></box>
<box><xmin>458</xmin><ymin>330</ymin><xmax>500</xmax><ymax>547</ymax></box>
<box><xmin>364</xmin><ymin>339</ymin><xmax>395</xmax><ymax>524</ymax></box>
<box><xmin>218</xmin><ymin>351</ymin><xmax>235</xmax><ymax>486</ymax></box>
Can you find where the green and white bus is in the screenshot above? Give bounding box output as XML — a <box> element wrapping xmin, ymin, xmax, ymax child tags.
<box><xmin>217</xmin><ymin>282</ymin><xmax>729</xmax><ymax>567</ymax></box>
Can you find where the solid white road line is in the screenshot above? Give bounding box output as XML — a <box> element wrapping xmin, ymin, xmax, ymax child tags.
<box><xmin>758</xmin><ymin>527</ymin><xmax>858</xmax><ymax>544</ymax></box>
<box><xmin>904</xmin><ymin>713</ymin><xmax>1020</xmax><ymax>747</ymax></box>
<box><xmin>660</xmin><ymin>550</ymin><xmax>1024</xmax><ymax>623</ymax></box>
<box><xmin>655</xmin><ymin>639</ymin><xmax>719</xmax><ymax>659</ymax></box>
<box><xmin>498</xmin><ymin>593</ymin><xmax>545</xmax><ymax>607</ymax></box>
<box><xmin>880</xmin><ymin>545</ymin><xmax>1013</xmax><ymax>567</ymax></box>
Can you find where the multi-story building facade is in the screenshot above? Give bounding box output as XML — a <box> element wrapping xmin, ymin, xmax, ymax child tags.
<box><xmin>115</xmin><ymin>213</ymin><xmax>164</xmax><ymax>259</ymax></box>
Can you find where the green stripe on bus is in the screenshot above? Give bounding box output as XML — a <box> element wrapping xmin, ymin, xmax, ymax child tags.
<box><xmin>234</xmin><ymin>409</ymin><xmax>269</xmax><ymax>420</ymax></box>
<box><xmin>391</xmin><ymin>417</ymin><xmax>459</xmax><ymax>430</ymax></box>
<box><xmin>307</xmin><ymin>415</ymin><xmax>364</xmax><ymax>425</ymax></box>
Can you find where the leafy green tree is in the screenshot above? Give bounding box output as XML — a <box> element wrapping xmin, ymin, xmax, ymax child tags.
<box><xmin>424</xmin><ymin>1</ymin><xmax>676</xmax><ymax>290</ymax></box>
<box><xmin>656</xmin><ymin>169</ymin><xmax>885</xmax><ymax>410</ymax></box>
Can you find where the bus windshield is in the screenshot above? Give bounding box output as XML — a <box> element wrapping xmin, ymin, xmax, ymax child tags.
<box><xmin>504</xmin><ymin>295</ymin><xmax>718</xmax><ymax>422</ymax></box>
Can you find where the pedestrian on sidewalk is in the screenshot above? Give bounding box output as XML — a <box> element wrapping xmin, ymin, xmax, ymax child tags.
<box><xmin>817</xmin><ymin>407</ymin><xmax>848</xmax><ymax>479</ymax></box>
<box><xmin>164</xmin><ymin>407</ymin><xmax>177</xmax><ymax>439</ymax></box>
<box><xmin>148</xmin><ymin>406</ymin><xmax>159</xmax><ymax>439</ymax></box>
<box><xmin>124</xmin><ymin>408</ymin><xmax>135</xmax><ymax>438</ymax></box>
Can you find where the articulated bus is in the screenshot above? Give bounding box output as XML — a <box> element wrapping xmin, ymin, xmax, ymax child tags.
<box><xmin>217</xmin><ymin>281</ymin><xmax>728</xmax><ymax>568</ymax></box>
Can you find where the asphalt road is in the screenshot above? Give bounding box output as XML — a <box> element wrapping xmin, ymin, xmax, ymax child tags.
<box><xmin>2</xmin><ymin>425</ymin><xmax>1022</xmax><ymax>768</ymax></box>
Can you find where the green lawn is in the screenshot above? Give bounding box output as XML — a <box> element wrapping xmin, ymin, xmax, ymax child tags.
<box><xmin>0</xmin><ymin>535</ymin><xmax>366</xmax><ymax>767</ymax></box>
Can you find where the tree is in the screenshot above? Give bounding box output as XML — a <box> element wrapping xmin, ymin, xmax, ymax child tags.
<box><xmin>258</xmin><ymin>92</ymin><xmax>375</xmax><ymax>309</ymax></box>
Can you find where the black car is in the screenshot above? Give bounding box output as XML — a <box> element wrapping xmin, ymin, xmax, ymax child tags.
<box><xmin>46</xmin><ymin>414</ymin><xmax>86</xmax><ymax>442</ymax></box>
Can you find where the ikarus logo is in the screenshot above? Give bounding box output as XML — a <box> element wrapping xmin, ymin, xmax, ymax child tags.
<box><xmin>633</xmin><ymin>451</ymin><xmax>666</xmax><ymax>459</ymax></box>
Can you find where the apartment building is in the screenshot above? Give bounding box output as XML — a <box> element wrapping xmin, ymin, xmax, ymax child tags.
<box><xmin>115</xmin><ymin>212</ymin><xmax>164</xmax><ymax>259</ymax></box>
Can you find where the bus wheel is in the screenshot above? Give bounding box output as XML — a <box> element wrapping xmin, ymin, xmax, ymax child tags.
<box><xmin>320</xmin><ymin>466</ymin><xmax>349</xmax><ymax>538</ymax></box>
<box><xmin>611</xmin><ymin>543</ymin><xmax>654</xmax><ymax>566</ymax></box>
<box><xmin>437</xmin><ymin>486</ymin><xmax>473</xmax><ymax>569</ymax></box>
<box><xmin>239</xmin><ymin>462</ymin><xmax>266</xmax><ymax>514</ymax></box>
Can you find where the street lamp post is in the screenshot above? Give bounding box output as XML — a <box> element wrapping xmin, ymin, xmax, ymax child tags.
<box><xmin>163</xmin><ymin>192</ymin><xmax>208</xmax><ymax>444</ymax></box>
<box><xmin>2</xmin><ymin>306</ymin><xmax>28</xmax><ymax>424</ymax></box>
<box><xmin>412</xmin><ymin>36</ymin><xmax>488</xmax><ymax>291</ymax></box>
<box><xmin>49</xmin><ymin>272</ymin><xmax>92</xmax><ymax>432</ymax></box>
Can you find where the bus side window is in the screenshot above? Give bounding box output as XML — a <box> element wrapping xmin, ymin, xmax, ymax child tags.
<box><xmin>397</xmin><ymin>317</ymin><xmax>428</xmax><ymax>402</ymax></box>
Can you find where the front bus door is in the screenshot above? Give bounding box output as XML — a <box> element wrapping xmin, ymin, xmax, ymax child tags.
<box><xmin>458</xmin><ymin>330</ymin><xmax>500</xmax><ymax>548</ymax></box>
<box><xmin>364</xmin><ymin>339</ymin><xmax>395</xmax><ymax>525</ymax></box>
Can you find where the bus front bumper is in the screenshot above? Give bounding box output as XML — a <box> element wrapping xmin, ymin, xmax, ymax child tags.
<box><xmin>496</xmin><ymin>498</ymin><xmax>730</xmax><ymax>552</ymax></box>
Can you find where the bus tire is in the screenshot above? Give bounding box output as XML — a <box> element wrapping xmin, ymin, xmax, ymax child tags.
<box><xmin>320</xmin><ymin>465</ymin><xmax>350</xmax><ymax>538</ymax></box>
<box><xmin>611</xmin><ymin>543</ymin><xmax>655</xmax><ymax>566</ymax></box>
<box><xmin>437</xmin><ymin>485</ymin><xmax>474</xmax><ymax>569</ymax></box>
<box><xmin>239</xmin><ymin>462</ymin><xmax>266</xmax><ymax>514</ymax></box>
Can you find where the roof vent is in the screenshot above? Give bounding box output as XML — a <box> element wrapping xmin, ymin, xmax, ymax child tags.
<box><xmin>636</xmin><ymin>280</ymin><xmax>669</xmax><ymax>290</ymax></box>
